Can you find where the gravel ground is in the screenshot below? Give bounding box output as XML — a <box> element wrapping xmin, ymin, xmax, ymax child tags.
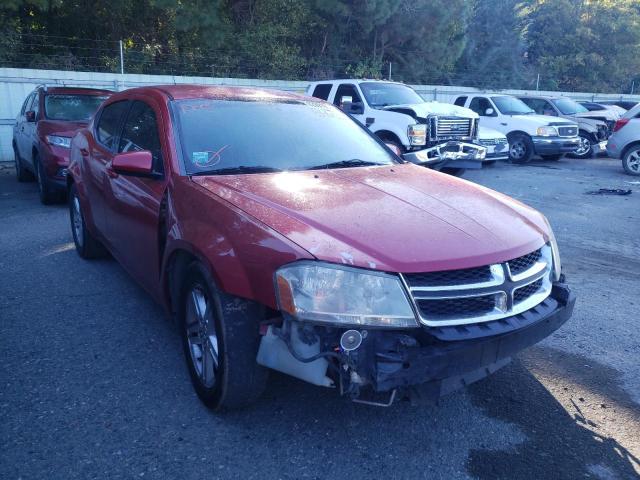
<box><xmin>1</xmin><ymin>157</ymin><xmax>639</xmax><ymax>480</ymax></box>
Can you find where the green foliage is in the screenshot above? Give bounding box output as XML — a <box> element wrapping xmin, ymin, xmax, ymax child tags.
<box><xmin>0</xmin><ymin>0</ymin><xmax>637</xmax><ymax>92</ymax></box>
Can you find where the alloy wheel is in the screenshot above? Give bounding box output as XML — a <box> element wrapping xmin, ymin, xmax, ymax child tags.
<box><xmin>575</xmin><ymin>136</ymin><xmax>591</xmax><ymax>156</ymax></box>
<box><xmin>185</xmin><ymin>285</ymin><xmax>220</xmax><ymax>388</ymax></box>
<box><xmin>626</xmin><ymin>149</ymin><xmax>640</xmax><ymax>173</ymax></box>
<box><xmin>510</xmin><ymin>141</ymin><xmax>526</xmax><ymax>160</ymax></box>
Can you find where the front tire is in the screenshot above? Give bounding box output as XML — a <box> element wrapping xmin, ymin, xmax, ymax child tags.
<box><xmin>508</xmin><ymin>134</ymin><xmax>534</xmax><ymax>164</ymax></box>
<box><xmin>180</xmin><ymin>262</ymin><xmax>268</xmax><ymax>410</ymax></box>
<box><xmin>622</xmin><ymin>145</ymin><xmax>640</xmax><ymax>176</ymax></box>
<box><xmin>569</xmin><ymin>133</ymin><xmax>594</xmax><ymax>159</ymax></box>
<box><xmin>69</xmin><ymin>183</ymin><xmax>107</xmax><ymax>259</ymax></box>
<box><xmin>35</xmin><ymin>154</ymin><xmax>62</xmax><ymax>204</ymax></box>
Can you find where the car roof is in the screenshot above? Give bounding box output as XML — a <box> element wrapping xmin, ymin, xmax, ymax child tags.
<box><xmin>39</xmin><ymin>86</ymin><xmax>113</xmax><ymax>96</ymax></box>
<box><xmin>111</xmin><ymin>84</ymin><xmax>316</xmax><ymax>103</ymax></box>
<box><xmin>309</xmin><ymin>79</ymin><xmax>407</xmax><ymax>86</ymax></box>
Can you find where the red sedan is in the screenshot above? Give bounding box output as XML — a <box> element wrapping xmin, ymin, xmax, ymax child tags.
<box><xmin>68</xmin><ymin>85</ymin><xmax>574</xmax><ymax>410</ymax></box>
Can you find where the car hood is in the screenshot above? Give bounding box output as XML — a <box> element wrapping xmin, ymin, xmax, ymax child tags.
<box><xmin>506</xmin><ymin>113</ymin><xmax>576</xmax><ymax>129</ymax></box>
<box><xmin>192</xmin><ymin>164</ymin><xmax>549</xmax><ymax>273</ymax></box>
<box><xmin>574</xmin><ymin>110</ymin><xmax>618</xmax><ymax>121</ymax></box>
<box><xmin>38</xmin><ymin>119</ymin><xmax>88</xmax><ymax>137</ymax></box>
<box><xmin>383</xmin><ymin>102</ymin><xmax>478</xmax><ymax>119</ymax></box>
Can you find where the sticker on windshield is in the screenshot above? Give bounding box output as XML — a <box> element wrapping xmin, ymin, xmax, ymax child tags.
<box><xmin>192</xmin><ymin>151</ymin><xmax>210</xmax><ymax>167</ymax></box>
<box><xmin>192</xmin><ymin>145</ymin><xmax>230</xmax><ymax>168</ymax></box>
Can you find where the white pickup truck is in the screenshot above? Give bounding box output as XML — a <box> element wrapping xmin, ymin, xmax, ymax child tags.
<box><xmin>453</xmin><ymin>94</ymin><xmax>581</xmax><ymax>163</ymax></box>
<box><xmin>306</xmin><ymin>79</ymin><xmax>486</xmax><ymax>174</ymax></box>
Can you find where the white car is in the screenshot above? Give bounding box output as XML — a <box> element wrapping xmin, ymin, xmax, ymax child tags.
<box><xmin>476</xmin><ymin>126</ymin><xmax>509</xmax><ymax>163</ymax></box>
<box><xmin>453</xmin><ymin>94</ymin><xmax>581</xmax><ymax>163</ymax></box>
<box><xmin>307</xmin><ymin>79</ymin><xmax>486</xmax><ymax>174</ymax></box>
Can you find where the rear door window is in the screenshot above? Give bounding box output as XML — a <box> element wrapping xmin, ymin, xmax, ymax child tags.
<box><xmin>96</xmin><ymin>101</ymin><xmax>129</xmax><ymax>151</ymax></box>
<box><xmin>454</xmin><ymin>96</ymin><xmax>467</xmax><ymax>107</ymax></box>
<box><xmin>311</xmin><ymin>84</ymin><xmax>332</xmax><ymax>101</ymax></box>
<box><xmin>118</xmin><ymin>101</ymin><xmax>163</xmax><ymax>174</ymax></box>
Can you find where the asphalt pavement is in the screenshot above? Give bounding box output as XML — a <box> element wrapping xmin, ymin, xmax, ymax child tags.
<box><xmin>1</xmin><ymin>157</ymin><xmax>639</xmax><ymax>480</ymax></box>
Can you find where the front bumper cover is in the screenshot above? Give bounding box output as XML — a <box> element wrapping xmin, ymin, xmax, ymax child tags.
<box><xmin>355</xmin><ymin>282</ymin><xmax>574</xmax><ymax>399</ymax></box>
<box><xmin>403</xmin><ymin>141</ymin><xmax>487</xmax><ymax>171</ymax></box>
<box><xmin>532</xmin><ymin>136</ymin><xmax>581</xmax><ymax>155</ymax></box>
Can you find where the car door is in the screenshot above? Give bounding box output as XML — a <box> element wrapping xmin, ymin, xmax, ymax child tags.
<box><xmin>103</xmin><ymin>99</ymin><xmax>168</xmax><ymax>298</ymax></box>
<box><xmin>469</xmin><ymin>96</ymin><xmax>501</xmax><ymax>131</ymax></box>
<box><xmin>15</xmin><ymin>92</ymin><xmax>34</xmax><ymax>162</ymax></box>
<box><xmin>87</xmin><ymin>100</ymin><xmax>130</xmax><ymax>238</ymax></box>
<box><xmin>22</xmin><ymin>90</ymin><xmax>41</xmax><ymax>169</ymax></box>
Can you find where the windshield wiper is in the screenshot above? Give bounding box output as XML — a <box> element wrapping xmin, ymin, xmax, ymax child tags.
<box><xmin>307</xmin><ymin>159</ymin><xmax>385</xmax><ymax>170</ymax></box>
<box><xmin>191</xmin><ymin>165</ymin><xmax>283</xmax><ymax>176</ymax></box>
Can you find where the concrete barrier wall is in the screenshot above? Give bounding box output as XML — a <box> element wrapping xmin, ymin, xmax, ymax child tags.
<box><xmin>2</xmin><ymin>67</ymin><xmax>639</xmax><ymax>162</ymax></box>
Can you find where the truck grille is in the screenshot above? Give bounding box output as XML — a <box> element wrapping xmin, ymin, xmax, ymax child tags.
<box><xmin>400</xmin><ymin>245</ymin><xmax>553</xmax><ymax>327</ymax></box>
<box><xmin>433</xmin><ymin>117</ymin><xmax>473</xmax><ymax>139</ymax></box>
<box><xmin>558</xmin><ymin>126</ymin><xmax>578</xmax><ymax>137</ymax></box>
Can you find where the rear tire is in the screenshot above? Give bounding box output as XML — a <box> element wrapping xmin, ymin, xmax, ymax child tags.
<box><xmin>13</xmin><ymin>144</ymin><xmax>33</xmax><ymax>182</ymax></box>
<box><xmin>622</xmin><ymin>145</ymin><xmax>640</xmax><ymax>176</ymax></box>
<box><xmin>508</xmin><ymin>134</ymin><xmax>534</xmax><ymax>164</ymax></box>
<box><xmin>179</xmin><ymin>261</ymin><xmax>268</xmax><ymax>410</ymax></box>
<box><xmin>69</xmin><ymin>183</ymin><xmax>107</xmax><ymax>259</ymax></box>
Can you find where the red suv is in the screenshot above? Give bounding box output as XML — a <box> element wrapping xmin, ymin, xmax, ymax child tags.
<box><xmin>68</xmin><ymin>85</ymin><xmax>574</xmax><ymax>410</ymax></box>
<box><xmin>13</xmin><ymin>86</ymin><xmax>111</xmax><ymax>204</ymax></box>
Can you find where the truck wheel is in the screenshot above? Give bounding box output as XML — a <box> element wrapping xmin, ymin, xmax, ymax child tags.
<box><xmin>622</xmin><ymin>145</ymin><xmax>640</xmax><ymax>176</ymax></box>
<box><xmin>541</xmin><ymin>154</ymin><xmax>563</xmax><ymax>161</ymax></box>
<box><xmin>508</xmin><ymin>134</ymin><xmax>534</xmax><ymax>164</ymax></box>
<box><xmin>13</xmin><ymin>143</ymin><xmax>34</xmax><ymax>182</ymax></box>
<box><xmin>69</xmin><ymin>183</ymin><xmax>108</xmax><ymax>259</ymax></box>
<box><xmin>568</xmin><ymin>133</ymin><xmax>594</xmax><ymax>159</ymax></box>
<box><xmin>179</xmin><ymin>261</ymin><xmax>268</xmax><ymax>411</ymax></box>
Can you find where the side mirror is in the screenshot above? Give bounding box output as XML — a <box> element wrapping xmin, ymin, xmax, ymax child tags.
<box><xmin>484</xmin><ymin>108</ymin><xmax>495</xmax><ymax>116</ymax></box>
<box><xmin>112</xmin><ymin>151</ymin><xmax>153</xmax><ymax>175</ymax></box>
<box><xmin>349</xmin><ymin>101</ymin><xmax>365</xmax><ymax>115</ymax></box>
<box><xmin>25</xmin><ymin>110</ymin><xmax>36</xmax><ymax>122</ymax></box>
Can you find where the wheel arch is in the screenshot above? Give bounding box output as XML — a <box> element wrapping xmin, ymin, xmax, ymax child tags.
<box><xmin>621</xmin><ymin>141</ymin><xmax>640</xmax><ymax>160</ymax></box>
<box><xmin>506</xmin><ymin>130</ymin><xmax>532</xmax><ymax>141</ymax></box>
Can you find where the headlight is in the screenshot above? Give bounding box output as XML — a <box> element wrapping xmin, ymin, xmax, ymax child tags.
<box><xmin>536</xmin><ymin>126</ymin><xmax>558</xmax><ymax>137</ymax></box>
<box><xmin>542</xmin><ymin>216</ymin><xmax>562</xmax><ymax>281</ymax></box>
<box><xmin>275</xmin><ymin>262</ymin><xmax>418</xmax><ymax>327</ymax></box>
<box><xmin>408</xmin><ymin>124</ymin><xmax>427</xmax><ymax>146</ymax></box>
<box><xmin>46</xmin><ymin>135</ymin><xmax>72</xmax><ymax>148</ymax></box>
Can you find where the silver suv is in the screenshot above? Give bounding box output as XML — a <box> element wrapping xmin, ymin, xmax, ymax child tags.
<box><xmin>606</xmin><ymin>103</ymin><xmax>640</xmax><ymax>176</ymax></box>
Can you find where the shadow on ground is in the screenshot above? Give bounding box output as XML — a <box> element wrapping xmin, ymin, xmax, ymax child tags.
<box><xmin>467</xmin><ymin>346</ymin><xmax>640</xmax><ymax>480</ymax></box>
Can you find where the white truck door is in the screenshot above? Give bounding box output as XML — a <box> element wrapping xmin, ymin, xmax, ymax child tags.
<box><xmin>468</xmin><ymin>96</ymin><xmax>503</xmax><ymax>133</ymax></box>
<box><xmin>332</xmin><ymin>83</ymin><xmax>366</xmax><ymax>126</ymax></box>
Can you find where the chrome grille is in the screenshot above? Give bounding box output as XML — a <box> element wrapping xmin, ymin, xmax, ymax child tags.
<box><xmin>435</xmin><ymin>117</ymin><xmax>473</xmax><ymax>139</ymax></box>
<box><xmin>400</xmin><ymin>245</ymin><xmax>553</xmax><ymax>327</ymax></box>
<box><xmin>558</xmin><ymin>126</ymin><xmax>578</xmax><ymax>137</ymax></box>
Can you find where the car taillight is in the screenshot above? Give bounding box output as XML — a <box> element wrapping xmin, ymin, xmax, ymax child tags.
<box><xmin>613</xmin><ymin>118</ymin><xmax>629</xmax><ymax>132</ymax></box>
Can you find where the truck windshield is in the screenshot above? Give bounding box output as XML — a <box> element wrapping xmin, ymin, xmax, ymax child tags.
<box><xmin>360</xmin><ymin>82</ymin><xmax>424</xmax><ymax>107</ymax></box>
<box><xmin>174</xmin><ymin>98</ymin><xmax>397</xmax><ymax>175</ymax></box>
<box><xmin>44</xmin><ymin>94</ymin><xmax>108</xmax><ymax>121</ymax></box>
<box><xmin>552</xmin><ymin>98</ymin><xmax>588</xmax><ymax>115</ymax></box>
<box><xmin>491</xmin><ymin>96</ymin><xmax>535</xmax><ymax>115</ymax></box>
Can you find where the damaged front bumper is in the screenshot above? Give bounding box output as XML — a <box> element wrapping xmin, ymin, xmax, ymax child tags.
<box><xmin>349</xmin><ymin>282</ymin><xmax>574</xmax><ymax>403</ymax></box>
<box><xmin>403</xmin><ymin>141</ymin><xmax>487</xmax><ymax>171</ymax></box>
<box><xmin>258</xmin><ymin>282</ymin><xmax>574</xmax><ymax>406</ymax></box>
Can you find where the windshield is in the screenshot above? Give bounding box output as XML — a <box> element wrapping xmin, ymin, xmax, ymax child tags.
<box><xmin>552</xmin><ymin>98</ymin><xmax>588</xmax><ymax>115</ymax></box>
<box><xmin>491</xmin><ymin>96</ymin><xmax>534</xmax><ymax>115</ymax></box>
<box><xmin>174</xmin><ymin>99</ymin><xmax>396</xmax><ymax>175</ymax></box>
<box><xmin>44</xmin><ymin>94</ymin><xmax>108</xmax><ymax>121</ymax></box>
<box><xmin>360</xmin><ymin>82</ymin><xmax>424</xmax><ymax>108</ymax></box>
